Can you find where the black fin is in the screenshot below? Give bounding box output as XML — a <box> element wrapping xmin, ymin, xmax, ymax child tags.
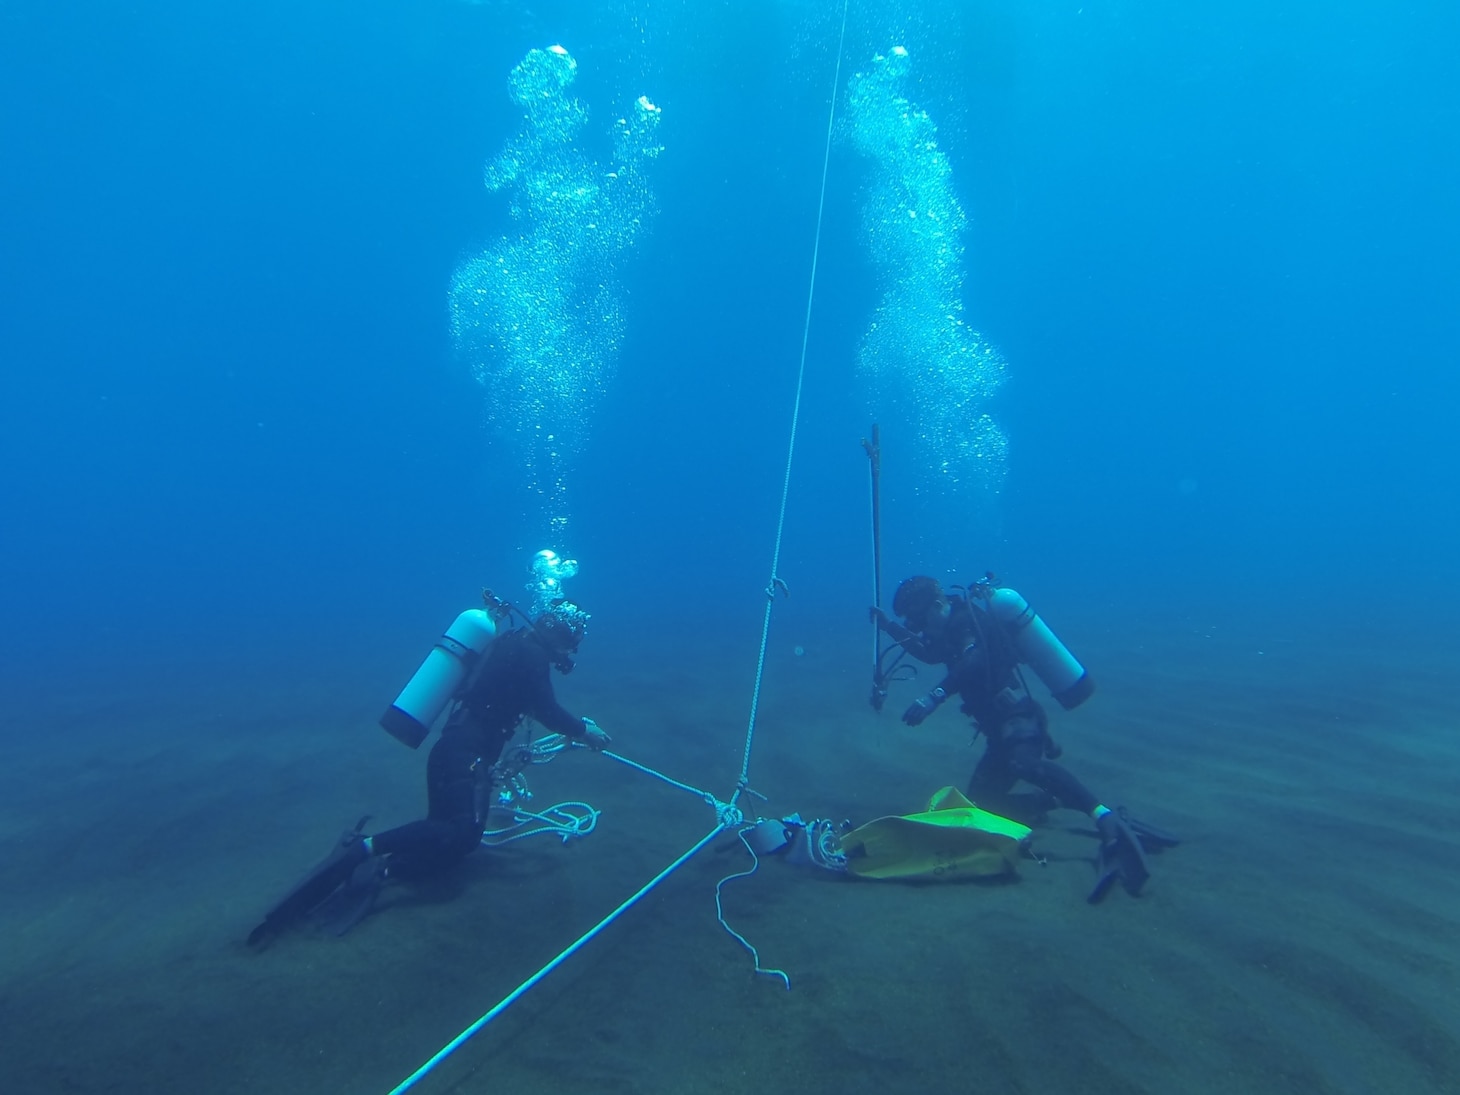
<box><xmin>1088</xmin><ymin>812</ymin><xmax>1151</xmax><ymax>903</ymax></box>
<box><xmin>1118</xmin><ymin>807</ymin><xmax>1182</xmax><ymax>851</ymax></box>
<box><xmin>313</xmin><ymin>859</ymin><xmax>388</xmax><ymax>937</ymax></box>
<box><xmin>247</xmin><ymin>818</ymin><xmax>371</xmax><ymax>946</ymax></box>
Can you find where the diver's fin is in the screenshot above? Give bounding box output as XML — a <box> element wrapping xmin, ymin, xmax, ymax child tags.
<box><xmin>1118</xmin><ymin>807</ymin><xmax>1181</xmax><ymax>852</ymax></box>
<box><xmin>1088</xmin><ymin>810</ymin><xmax>1150</xmax><ymax>904</ymax></box>
<box><xmin>247</xmin><ymin>817</ymin><xmax>371</xmax><ymax>946</ymax></box>
<box><xmin>1087</xmin><ymin>861</ymin><xmax>1121</xmax><ymax>904</ymax></box>
<box><xmin>313</xmin><ymin>858</ymin><xmax>388</xmax><ymax>937</ymax></box>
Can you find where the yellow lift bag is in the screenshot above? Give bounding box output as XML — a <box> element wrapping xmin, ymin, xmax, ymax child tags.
<box><xmin>840</xmin><ymin>787</ymin><xmax>1032</xmax><ymax>881</ymax></box>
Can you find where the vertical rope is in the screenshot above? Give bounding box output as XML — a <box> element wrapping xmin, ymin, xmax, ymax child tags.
<box><xmin>733</xmin><ymin>0</ymin><xmax>852</xmax><ymax>804</ymax></box>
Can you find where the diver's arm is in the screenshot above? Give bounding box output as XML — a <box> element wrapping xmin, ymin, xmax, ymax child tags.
<box><xmin>903</xmin><ymin>654</ymin><xmax>973</xmax><ymax>727</ymax></box>
<box><xmin>524</xmin><ymin>653</ymin><xmax>586</xmax><ymax>739</ymax></box>
<box><xmin>532</xmin><ymin>693</ymin><xmax>585</xmax><ymax>739</ymax></box>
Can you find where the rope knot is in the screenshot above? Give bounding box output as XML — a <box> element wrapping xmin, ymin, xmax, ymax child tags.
<box><xmin>712</xmin><ymin>799</ymin><xmax>745</xmax><ymax>829</ymax></box>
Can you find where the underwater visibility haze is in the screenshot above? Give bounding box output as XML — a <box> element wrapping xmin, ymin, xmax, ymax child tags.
<box><xmin>0</xmin><ymin>1</ymin><xmax>1457</xmax><ymax>1093</ymax></box>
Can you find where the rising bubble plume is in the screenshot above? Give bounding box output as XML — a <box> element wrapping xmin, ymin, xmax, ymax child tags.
<box><xmin>845</xmin><ymin>45</ymin><xmax>1007</xmax><ymax>496</ymax></box>
<box><xmin>450</xmin><ymin>45</ymin><xmax>663</xmax><ymax>537</ymax></box>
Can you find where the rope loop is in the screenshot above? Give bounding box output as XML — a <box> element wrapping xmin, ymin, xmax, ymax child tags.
<box><xmin>480</xmin><ymin>803</ymin><xmax>600</xmax><ymax>848</ymax></box>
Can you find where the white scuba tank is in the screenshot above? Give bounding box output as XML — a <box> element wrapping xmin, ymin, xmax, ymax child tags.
<box><xmin>380</xmin><ymin>608</ymin><xmax>498</xmax><ymax>748</ymax></box>
<box><xmin>986</xmin><ymin>587</ymin><xmax>1095</xmax><ymax>710</ymax></box>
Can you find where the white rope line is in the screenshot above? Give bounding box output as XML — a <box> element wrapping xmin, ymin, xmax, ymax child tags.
<box><xmin>734</xmin><ymin>0</ymin><xmax>851</xmax><ymax>804</ymax></box>
<box><xmin>714</xmin><ymin>827</ymin><xmax>791</xmax><ymax>988</ymax></box>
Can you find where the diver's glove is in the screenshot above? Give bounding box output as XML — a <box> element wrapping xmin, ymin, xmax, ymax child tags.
<box><xmin>902</xmin><ymin>687</ymin><xmax>947</xmax><ymax>727</ymax></box>
<box><xmin>580</xmin><ymin>717</ymin><xmax>612</xmax><ymax>752</ymax></box>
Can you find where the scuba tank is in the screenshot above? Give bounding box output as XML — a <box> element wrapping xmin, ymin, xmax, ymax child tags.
<box><xmin>380</xmin><ymin>608</ymin><xmax>499</xmax><ymax>749</ymax></box>
<box><xmin>985</xmin><ymin>586</ymin><xmax>1095</xmax><ymax>710</ymax></box>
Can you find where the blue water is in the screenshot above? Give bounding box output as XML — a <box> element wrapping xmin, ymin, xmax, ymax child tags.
<box><xmin>2</xmin><ymin>3</ymin><xmax>1458</xmax><ymax>1091</ymax></box>
<box><xmin>4</xmin><ymin>0</ymin><xmax>1454</xmax><ymax>665</ymax></box>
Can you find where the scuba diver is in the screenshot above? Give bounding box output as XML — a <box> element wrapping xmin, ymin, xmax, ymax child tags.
<box><xmin>247</xmin><ymin>598</ymin><xmax>611</xmax><ymax>946</ymax></box>
<box><xmin>871</xmin><ymin>574</ymin><xmax>1177</xmax><ymax>903</ymax></box>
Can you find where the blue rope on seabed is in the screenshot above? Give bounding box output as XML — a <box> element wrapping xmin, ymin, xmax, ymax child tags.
<box><xmin>387</xmin><ymin>823</ymin><xmax>726</xmax><ymax>1095</ymax></box>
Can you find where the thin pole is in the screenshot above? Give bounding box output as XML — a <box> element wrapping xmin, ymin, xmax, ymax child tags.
<box><xmin>863</xmin><ymin>422</ymin><xmax>883</xmax><ymax>613</ymax></box>
<box><xmin>863</xmin><ymin>424</ymin><xmax>888</xmax><ymax>711</ymax></box>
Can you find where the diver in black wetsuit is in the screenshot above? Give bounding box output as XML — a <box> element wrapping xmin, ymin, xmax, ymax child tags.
<box><xmin>369</xmin><ymin>608</ymin><xmax>608</xmax><ymax>872</ymax></box>
<box><xmin>873</xmin><ymin>575</ymin><xmax>1175</xmax><ymax>902</ymax></box>
<box><xmin>247</xmin><ymin>601</ymin><xmax>611</xmax><ymax>945</ymax></box>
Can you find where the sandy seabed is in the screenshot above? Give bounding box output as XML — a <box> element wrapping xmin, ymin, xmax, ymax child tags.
<box><xmin>1</xmin><ymin>608</ymin><xmax>1456</xmax><ymax>1095</ymax></box>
